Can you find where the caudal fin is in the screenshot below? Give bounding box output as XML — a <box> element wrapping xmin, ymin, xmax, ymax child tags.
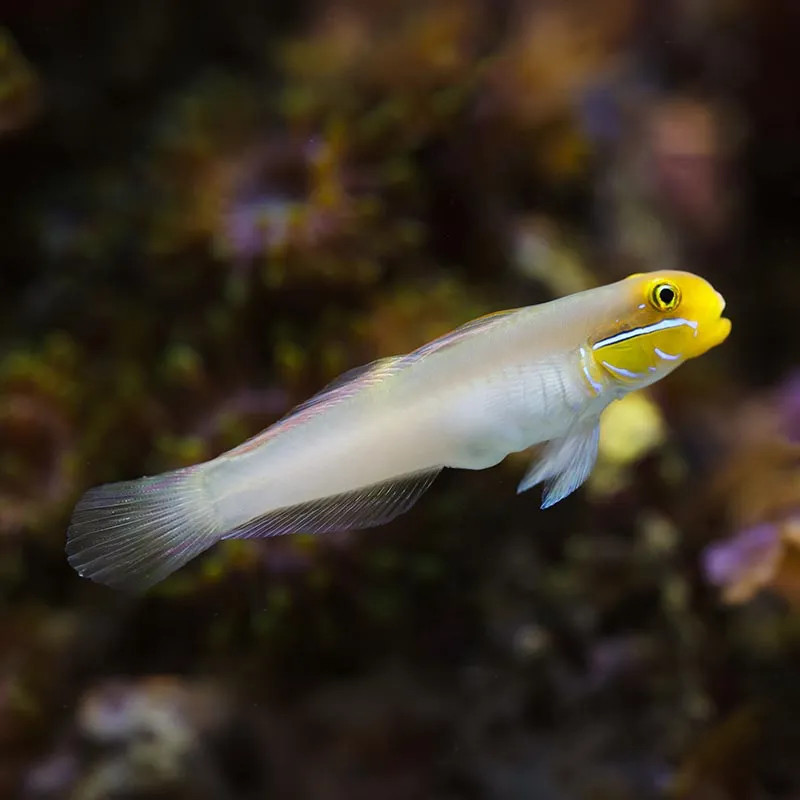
<box><xmin>66</xmin><ymin>466</ymin><xmax>222</xmax><ymax>592</ymax></box>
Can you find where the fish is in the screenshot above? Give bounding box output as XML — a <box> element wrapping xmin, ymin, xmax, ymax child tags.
<box><xmin>66</xmin><ymin>270</ymin><xmax>730</xmax><ymax>591</ymax></box>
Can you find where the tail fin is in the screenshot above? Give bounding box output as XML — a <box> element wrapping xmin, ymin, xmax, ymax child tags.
<box><xmin>66</xmin><ymin>466</ymin><xmax>222</xmax><ymax>592</ymax></box>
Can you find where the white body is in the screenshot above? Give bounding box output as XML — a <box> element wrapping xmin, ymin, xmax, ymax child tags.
<box><xmin>208</xmin><ymin>293</ymin><xmax>615</xmax><ymax>529</ymax></box>
<box><xmin>69</xmin><ymin>270</ymin><xmax>730</xmax><ymax>592</ymax></box>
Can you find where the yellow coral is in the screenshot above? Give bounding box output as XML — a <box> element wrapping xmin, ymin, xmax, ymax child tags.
<box><xmin>598</xmin><ymin>391</ymin><xmax>666</xmax><ymax>466</ymax></box>
<box><xmin>587</xmin><ymin>392</ymin><xmax>666</xmax><ymax>498</ymax></box>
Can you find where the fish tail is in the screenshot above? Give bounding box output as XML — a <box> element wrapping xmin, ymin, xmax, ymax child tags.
<box><xmin>66</xmin><ymin>464</ymin><xmax>222</xmax><ymax>592</ymax></box>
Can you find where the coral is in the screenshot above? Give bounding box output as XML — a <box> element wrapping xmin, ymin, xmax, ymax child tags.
<box><xmin>700</xmin><ymin>372</ymin><xmax>800</xmax><ymax>607</ymax></box>
<box><xmin>0</xmin><ymin>336</ymin><xmax>82</xmax><ymax>538</ymax></box>
<box><xmin>588</xmin><ymin>391</ymin><xmax>667</xmax><ymax>499</ymax></box>
<box><xmin>26</xmin><ymin>678</ymin><xmax>267</xmax><ymax>799</ymax></box>
<box><xmin>704</xmin><ymin>521</ymin><xmax>800</xmax><ymax>605</ymax></box>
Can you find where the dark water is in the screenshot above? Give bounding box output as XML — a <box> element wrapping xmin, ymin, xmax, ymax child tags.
<box><xmin>2</xmin><ymin>1</ymin><xmax>800</xmax><ymax>798</ymax></box>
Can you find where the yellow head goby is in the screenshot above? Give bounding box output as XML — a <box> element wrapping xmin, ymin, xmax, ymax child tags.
<box><xmin>66</xmin><ymin>269</ymin><xmax>730</xmax><ymax>591</ymax></box>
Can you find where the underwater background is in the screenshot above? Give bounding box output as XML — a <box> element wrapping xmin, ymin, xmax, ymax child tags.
<box><xmin>2</xmin><ymin>0</ymin><xmax>800</xmax><ymax>797</ymax></box>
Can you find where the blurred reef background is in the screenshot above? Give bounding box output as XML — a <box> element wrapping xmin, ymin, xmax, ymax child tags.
<box><xmin>2</xmin><ymin>0</ymin><xmax>800</xmax><ymax>798</ymax></box>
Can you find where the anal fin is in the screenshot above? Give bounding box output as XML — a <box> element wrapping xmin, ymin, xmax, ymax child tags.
<box><xmin>222</xmin><ymin>469</ymin><xmax>442</xmax><ymax>540</ymax></box>
<box><xmin>517</xmin><ymin>419</ymin><xmax>600</xmax><ymax>508</ymax></box>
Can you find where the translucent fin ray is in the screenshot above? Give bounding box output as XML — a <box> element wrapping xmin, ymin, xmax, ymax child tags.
<box><xmin>66</xmin><ymin>467</ymin><xmax>221</xmax><ymax>592</ymax></box>
<box><xmin>222</xmin><ymin>469</ymin><xmax>441</xmax><ymax>540</ymax></box>
<box><xmin>226</xmin><ymin>309</ymin><xmax>520</xmax><ymax>457</ymax></box>
<box><xmin>225</xmin><ymin>357</ymin><xmax>406</xmax><ymax>456</ymax></box>
<box><xmin>407</xmin><ymin>308</ymin><xmax>519</xmax><ymax>360</ymax></box>
<box><xmin>517</xmin><ymin>419</ymin><xmax>600</xmax><ymax>508</ymax></box>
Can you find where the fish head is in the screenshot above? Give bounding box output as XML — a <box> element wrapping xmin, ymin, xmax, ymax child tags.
<box><xmin>588</xmin><ymin>270</ymin><xmax>731</xmax><ymax>388</ymax></box>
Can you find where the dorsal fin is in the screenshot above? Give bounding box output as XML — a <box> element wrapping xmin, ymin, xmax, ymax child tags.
<box><xmin>225</xmin><ymin>308</ymin><xmax>519</xmax><ymax>458</ymax></box>
<box><xmin>407</xmin><ymin>308</ymin><xmax>520</xmax><ymax>360</ymax></box>
<box><xmin>224</xmin><ymin>356</ymin><xmax>404</xmax><ymax>456</ymax></box>
<box><xmin>286</xmin><ymin>356</ymin><xmax>403</xmax><ymax>416</ymax></box>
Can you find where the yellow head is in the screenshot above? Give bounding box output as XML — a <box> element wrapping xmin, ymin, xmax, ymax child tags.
<box><xmin>588</xmin><ymin>270</ymin><xmax>731</xmax><ymax>389</ymax></box>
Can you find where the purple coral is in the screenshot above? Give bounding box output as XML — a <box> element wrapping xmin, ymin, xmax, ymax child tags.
<box><xmin>775</xmin><ymin>371</ymin><xmax>800</xmax><ymax>443</ymax></box>
<box><xmin>703</xmin><ymin>523</ymin><xmax>782</xmax><ymax>602</ymax></box>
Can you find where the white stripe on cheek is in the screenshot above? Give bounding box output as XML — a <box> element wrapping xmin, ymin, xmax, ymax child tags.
<box><xmin>601</xmin><ymin>361</ymin><xmax>644</xmax><ymax>380</ymax></box>
<box><xmin>579</xmin><ymin>346</ymin><xmax>603</xmax><ymax>395</ymax></box>
<box><xmin>654</xmin><ymin>347</ymin><xmax>680</xmax><ymax>361</ymax></box>
<box><xmin>593</xmin><ymin>317</ymin><xmax>697</xmax><ymax>350</ymax></box>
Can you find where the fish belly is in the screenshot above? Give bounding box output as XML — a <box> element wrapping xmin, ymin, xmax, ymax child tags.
<box><xmin>206</xmin><ymin>357</ymin><xmax>586</xmax><ymax>527</ymax></box>
<box><xmin>442</xmin><ymin>362</ymin><xmax>583</xmax><ymax>470</ymax></box>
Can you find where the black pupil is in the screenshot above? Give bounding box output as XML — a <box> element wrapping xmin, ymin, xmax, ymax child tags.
<box><xmin>658</xmin><ymin>286</ymin><xmax>675</xmax><ymax>305</ymax></box>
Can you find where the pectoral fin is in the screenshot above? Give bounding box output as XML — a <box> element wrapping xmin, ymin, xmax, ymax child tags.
<box><xmin>517</xmin><ymin>419</ymin><xmax>600</xmax><ymax>508</ymax></box>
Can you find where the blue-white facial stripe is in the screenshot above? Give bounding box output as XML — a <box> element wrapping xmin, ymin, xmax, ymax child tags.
<box><xmin>579</xmin><ymin>346</ymin><xmax>603</xmax><ymax>395</ymax></box>
<box><xmin>654</xmin><ymin>347</ymin><xmax>680</xmax><ymax>361</ymax></box>
<box><xmin>601</xmin><ymin>361</ymin><xmax>644</xmax><ymax>380</ymax></box>
<box><xmin>592</xmin><ymin>317</ymin><xmax>697</xmax><ymax>351</ymax></box>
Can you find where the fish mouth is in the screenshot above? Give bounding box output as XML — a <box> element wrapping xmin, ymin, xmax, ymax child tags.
<box><xmin>710</xmin><ymin>315</ymin><xmax>732</xmax><ymax>347</ymax></box>
<box><xmin>711</xmin><ymin>291</ymin><xmax>731</xmax><ymax>345</ymax></box>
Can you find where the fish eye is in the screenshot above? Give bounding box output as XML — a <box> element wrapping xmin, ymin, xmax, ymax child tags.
<box><xmin>649</xmin><ymin>281</ymin><xmax>681</xmax><ymax>312</ymax></box>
